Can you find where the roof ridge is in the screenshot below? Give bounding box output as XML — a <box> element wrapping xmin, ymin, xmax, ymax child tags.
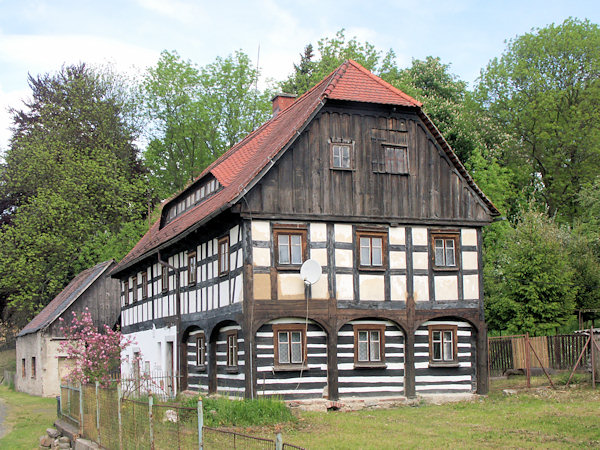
<box><xmin>322</xmin><ymin>60</ymin><xmax>350</xmax><ymax>99</ymax></box>
<box><xmin>346</xmin><ymin>59</ymin><xmax>422</xmax><ymax>107</ymax></box>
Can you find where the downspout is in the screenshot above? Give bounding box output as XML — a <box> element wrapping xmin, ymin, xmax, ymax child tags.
<box><xmin>158</xmin><ymin>251</ymin><xmax>183</xmax><ymax>390</ymax></box>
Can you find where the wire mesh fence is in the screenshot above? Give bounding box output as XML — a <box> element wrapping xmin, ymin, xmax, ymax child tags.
<box><xmin>60</xmin><ymin>374</ymin><xmax>305</xmax><ymax>449</ymax></box>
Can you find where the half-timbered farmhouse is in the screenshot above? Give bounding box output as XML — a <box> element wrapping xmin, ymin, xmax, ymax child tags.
<box><xmin>111</xmin><ymin>60</ymin><xmax>500</xmax><ymax>401</ymax></box>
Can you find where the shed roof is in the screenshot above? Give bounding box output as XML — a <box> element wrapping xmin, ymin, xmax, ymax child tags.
<box><xmin>112</xmin><ymin>60</ymin><xmax>499</xmax><ymax>276</ymax></box>
<box><xmin>18</xmin><ymin>260</ymin><xmax>115</xmax><ymax>337</ymax></box>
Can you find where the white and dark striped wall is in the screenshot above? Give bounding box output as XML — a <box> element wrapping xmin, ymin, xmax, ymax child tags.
<box><xmin>214</xmin><ymin>323</ymin><xmax>245</xmax><ymax>396</ymax></box>
<box><xmin>186</xmin><ymin>328</ymin><xmax>208</xmax><ymax>393</ymax></box>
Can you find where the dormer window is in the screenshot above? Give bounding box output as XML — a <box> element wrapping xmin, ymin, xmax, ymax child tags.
<box><xmin>162</xmin><ymin>177</ymin><xmax>222</xmax><ymax>226</ymax></box>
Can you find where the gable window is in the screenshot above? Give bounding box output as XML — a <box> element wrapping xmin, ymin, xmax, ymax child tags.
<box><xmin>188</xmin><ymin>252</ymin><xmax>197</xmax><ymax>285</ymax></box>
<box><xmin>31</xmin><ymin>357</ymin><xmax>36</xmax><ymax>379</ymax></box>
<box><xmin>218</xmin><ymin>237</ymin><xmax>229</xmax><ymax>276</ymax></box>
<box><xmin>357</xmin><ymin>231</ymin><xmax>387</xmax><ymax>269</ymax></box>
<box><xmin>428</xmin><ymin>325</ymin><xmax>458</xmax><ymax>365</ymax></box>
<box><xmin>161</xmin><ymin>266</ymin><xmax>169</xmax><ymax>293</ymax></box>
<box><xmin>226</xmin><ymin>332</ymin><xmax>238</xmax><ymax>370</ymax></box>
<box><xmin>354</xmin><ymin>324</ymin><xmax>385</xmax><ymax>367</ymax></box>
<box><xmin>274</xmin><ymin>226</ymin><xmax>307</xmax><ymax>267</ymax></box>
<box><xmin>331</xmin><ymin>143</ymin><xmax>353</xmax><ymax>169</ymax></box>
<box><xmin>431</xmin><ymin>233</ymin><xmax>460</xmax><ymax>270</ymax></box>
<box><xmin>373</xmin><ymin>144</ymin><xmax>409</xmax><ymax>174</ymax></box>
<box><xmin>273</xmin><ymin>324</ymin><xmax>306</xmax><ymax>369</ymax></box>
<box><xmin>141</xmin><ymin>272</ymin><xmax>148</xmax><ymax>299</ymax></box>
<box><xmin>196</xmin><ymin>334</ymin><xmax>206</xmax><ymax>367</ymax></box>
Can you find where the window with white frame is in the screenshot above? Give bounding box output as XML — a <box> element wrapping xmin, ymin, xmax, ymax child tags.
<box><xmin>357</xmin><ymin>231</ymin><xmax>386</xmax><ymax>269</ymax></box>
<box><xmin>331</xmin><ymin>143</ymin><xmax>353</xmax><ymax>169</ymax></box>
<box><xmin>274</xmin><ymin>226</ymin><xmax>307</xmax><ymax>267</ymax></box>
<box><xmin>273</xmin><ymin>324</ymin><xmax>306</xmax><ymax>368</ymax></box>
<box><xmin>354</xmin><ymin>324</ymin><xmax>385</xmax><ymax>366</ymax></box>
<box><xmin>431</xmin><ymin>232</ymin><xmax>459</xmax><ymax>269</ymax></box>
<box><xmin>428</xmin><ymin>325</ymin><xmax>458</xmax><ymax>364</ymax></box>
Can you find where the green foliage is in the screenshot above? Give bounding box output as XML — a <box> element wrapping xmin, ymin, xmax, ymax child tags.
<box><xmin>476</xmin><ymin>18</ymin><xmax>600</xmax><ymax>223</ymax></box>
<box><xmin>180</xmin><ymin>395</ymin><xmax>294</xmax><ymax>427</ymax></box>
<box><xmin>0</xmin><ymin>64</ymin><xmax>148</xmax><ymax>326</ymax></box>
<box><xmin>485</xmin><ymin>206</ymin><xmax>576</xmax><ymax>335</ymax></box>
<box><xmin>141</xmin><ymin>50</ymin><xmax>272</xmax><ymax>198</ymax></box>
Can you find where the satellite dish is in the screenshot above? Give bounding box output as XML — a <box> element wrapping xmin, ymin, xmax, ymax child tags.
<box><xmin>300</xmin><ymin>259</ymin><xmax>322</xmax><ymax>285</ymax></box>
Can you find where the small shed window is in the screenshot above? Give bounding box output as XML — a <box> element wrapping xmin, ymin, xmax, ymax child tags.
<box><xmin>331</xmin><ymin>143</ymin><xmax>353</xmax><ymax>169</ymax></box>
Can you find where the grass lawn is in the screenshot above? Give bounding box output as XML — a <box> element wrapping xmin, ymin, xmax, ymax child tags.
<box><xmin>273</xmin><ymin>386</ymin><xmax>600</xmax><ymax>449</ymax></box>
<box><xmin>0</xmin><ymin>348</ymin><xmax>16</xmax><ymax>372</ymax></box>
<box><xmin>0</xmin><ymin>385</ymin><xmax>57</xmax><ymax>449</ymax></box>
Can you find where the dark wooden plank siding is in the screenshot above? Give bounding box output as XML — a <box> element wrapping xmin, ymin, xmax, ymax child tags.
<box><xmin>245</xmin><ymin>106</ymin><xmax>491</xmax><ymax>224</ymax></box>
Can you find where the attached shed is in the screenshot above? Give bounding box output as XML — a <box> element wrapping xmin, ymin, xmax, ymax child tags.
<box><xmin>15</xmin><ymin>260</ymin><xmax>120</xmax><ymax>397</ymax></box>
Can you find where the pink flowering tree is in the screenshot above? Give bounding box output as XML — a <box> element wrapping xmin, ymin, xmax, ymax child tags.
<box><xmin>58</xmin><ymin>308</ymin><xmax>135</xmax><ymax>386</ymax></box>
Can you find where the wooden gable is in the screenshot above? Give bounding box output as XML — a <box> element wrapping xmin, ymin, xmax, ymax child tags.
<box><xmin>243</xmin><ymin>102</ymin><xmax>494</xmax><ymax>224</ymax></box>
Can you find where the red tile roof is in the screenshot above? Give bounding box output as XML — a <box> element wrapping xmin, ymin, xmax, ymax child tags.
<box><xmin>18</xmin><ymin>260</ymin><xmax>115</xmax><ymax>337</ymax></box>
<box><xmin>112</xmin><ymin>60</ymin><xmax>498</xmax><ymax>275</ymax></box>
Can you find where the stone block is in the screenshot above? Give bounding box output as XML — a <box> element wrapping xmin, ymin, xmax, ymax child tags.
<box><xmin>47</xmin><ymin>428</ymin><xmax>60</xmax><ymax>438</ymax></box>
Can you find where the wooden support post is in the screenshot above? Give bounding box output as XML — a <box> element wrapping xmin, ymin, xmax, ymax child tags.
<box><xmin>276</xmin><ymin>432</ymin><xmax>283</xmax><ymax>450</ymax></box>
<box><xmin>525</xmin><ymin>333</ymin><xmax>531</xmax><ymax>389</ymax></box>
<box><xmin>591</xmin><ymin>328</ymin><xmax>596</xmax><ymax>389</ymax></box>
<box><xmin>566</xmin><ymin>334</ymin><xmax>591</xmax><ymax>387</ymax></box>
<box><xmin>477</xmin><ymin>326</ymin><xmax>489</xmax><ymax>394</ymax></box>
<box><xmin>326</xmin><ymin>327</ymin><xmax>339</xmax><ymax>401</ymax></box>
<box><xmin>527</xmin><ymin>340</ymin><xmax>555</xmax><ymax>389</ymax></box>
<box><xmin>404</xmin><ymin>331</ymin><xmax>416</xmax><ymax>398</ymax></box>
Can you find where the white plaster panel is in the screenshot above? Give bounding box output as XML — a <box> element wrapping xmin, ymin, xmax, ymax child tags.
<box><xmin>413</xmin><ymin>276</ymin><xmax>430</xmax><ymax>302</ymax></box>
<box><xmin>359</xmin><ymin>274</ymin><xmax>385</xmax><ymax>301</ymax></box>
<box><xmin>389</xmin><ymin>227</ymin><xmax>406</xmax><ymax>245</ymax></box>
<box><xmin>230</xmin><ymin>225</ymin><xmax>240</xmax><ymax>245</ymax></box>
<box><xmin>335</xmin><ymin>249</ymin><xmax>353</xmax><ymax>268</ymax></box>
<box><xmin>412</xmin><ymin>227</ymin><xmax>428</xmax><ymax>246</ymax></box>
<box><xmin>391</xmin><ymin>275</ymin><xmax>407</xmax><ymax>301</ymax></box>
<box><xmin>462</xmin><ymin>251</ymin><xmax>478</xmax><ymax>271</ymax></box>
<box><xmin>461</xmin><ymin>228</ymin><xmax>478</xmax><ymax>247</ymax></box>
<box><xmin>220</xmin><ymin>280</ymin><xmax>229</xmax><ymax>308</ymax></box>
<box><xmin>463</xmin><ymin>274</ymin><xmax>479</xmax><ymax>300</ymax></box>
<box><xmin>311</xmin><ymin>275</ymin><xmax>329</xmax><ymax>299</ymax></box>
<box><xmin>278</xmin><ymin>273</ymin><xmax>305</xmax><ymax>297</ymax></box>
<box><xmin>434</xmin><ymin>275</ymin><xmax>459</xmax><ymax>301</ymax></box>
<box><xmin>310</xmin><ymin>223</ymin><xmax>327</xmax><ymax>242</ymax></box>
<box><xmin>253</xmin><ymin>247</ymin><xmax>271</xmax><ymax>267</ymax></box>
<box><xmin>233</xmin><ymin>274</ymin><xmax>243</xmax><ymax>303</ymax></box>
<box><xmin>252</xmin><ymin>220</ymin><xmax>270</xmax><ymax>241</ymax></box>
<box><xmin>121</xmin><ymin>326</ymin><xmax>177</xmax><ymax>378</ymax></box>
<box><xmin>413</xmin><ymin>252</ymin><xmax>429</xmax><ymax>270</ymax></box>
<box><xmin>334</xmin><ymin>224</ymin><xmax>353</xmax><ymax>243</ymax></box>
<box><xmin>390</xmin><ymin>251</ymin><xmax>406</xmax><ymax>269</ymax></box>
<box><xmin>336</xmin><ymin>274</ymin><xmax>354</xmax><ymax>300</ymax></box>
<box><xmin>310</xmin><ymin>248</ymin><xmax>328</xmax><ymax>267</ymax></box>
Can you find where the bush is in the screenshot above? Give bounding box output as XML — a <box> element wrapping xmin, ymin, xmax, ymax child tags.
<box><xmin>181</xmin><ymin>395</ymin><xmax>295</xmax><ymax>427</ymax></box>
<box><xmin>556</xmin><ymin>372</ymin><xmax>589</xmax><ymax>385</ymax></box>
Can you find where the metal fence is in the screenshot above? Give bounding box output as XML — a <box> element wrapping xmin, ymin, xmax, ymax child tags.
<box><xmin>60</xmin><ymin>375</ymin><xmax>305</xmax><ymax>449</ymax></box>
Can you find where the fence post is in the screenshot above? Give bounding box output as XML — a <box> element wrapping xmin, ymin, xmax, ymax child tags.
<box><xmin>79</xmin><ymin>382</ymin><xmax>84</xmax><ymax>437</ymax></box>
<box><xmin>591</xmin><ymin>328</ymin><xmax>596</xmax><ymax>389</ymax></box>
<box><xmin>117</xmin><ymin>382</ymin><xmax>123</xmax><ymax>450</ymax></box>
<box><xmin>95</xmin><ymin>381</ymin><xmax>101</xmax><ymax>446</ymax></box>
<box><xmin>149</xmin><ymin>395</ymin><xmax>154</xmax><ymax>450</ymax></box>
<box><xmin>276</xmin><ymin>432</ymin><xmax>283</xmax><ymax>450</ymax></box>
<box><xmin>525</xmin><ymin>333</ymin><xmax>531</xmax><ymax>388</ymax></box>
<box><xmin>197</xmin><ymin>398</ymin><xmax>203</xmax><ymax>450</ymax></box>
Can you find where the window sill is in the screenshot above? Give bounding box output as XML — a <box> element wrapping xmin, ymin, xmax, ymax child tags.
<box><xmin>358</xmin><ymin>267</ymin><xmax>386</xmax><ymax>273</ymax></box>
<box><xmin>354</xmin><ymin>362</ymin><xmax>387</xmax><ymax>369</ymax></box>
<box><xmin>225</xmin><ymin>366</ymin><xmax>239</xmax><ymax>374</ymax></box>
<box><xmin>432</xmin><ymin>266</ymin><xmax>459</xmax><ymax>272</ymax></box>
<box><xmin>428</xmin><ymin>362</ymin><xmax>459</xmax><ymax>368</ymax></box>
<box><xmin>195</xmin><ymin>364</ymin><xmax>206</xmax><ymax>372</ymax></box>
<box><xmin>273</xmin><ymin>364</ymin><xmax>309</xmax><ymax>372</ymax></box>
<box><xmin>330</xmin><ymin>167</ymin><xmax>355</xmax><ymax>171</ymax></box>
<box><xmin>275</xmin><ymin>265</ymin><xmax>302</xmax><ymax>272</ymax></box>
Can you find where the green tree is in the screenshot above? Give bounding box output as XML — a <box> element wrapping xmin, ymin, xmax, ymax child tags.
<box><xmin>0</xmin><ymin>64</ymin><xmax>148</xmax><ymax>325</ymax></box>
<box><xmin>476</xmin><ymin>18</ymin><xmax>600</xmax><ymax>223</ymax></box>
<box><xmin>141</xmin><ymin>50</ymin><xmax>272</xmax><ymax>198</ymax></box>
<box><xmin>485</xmin><ymin>207</ymin><xmax>576</xmax><ymax>335</ymax></box>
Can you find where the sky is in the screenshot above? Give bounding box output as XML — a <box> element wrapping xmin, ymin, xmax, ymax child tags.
<box><xmin>0</xmin><ymin>0</ymin><xmax>599</xmax><ymax>154</ymax></box>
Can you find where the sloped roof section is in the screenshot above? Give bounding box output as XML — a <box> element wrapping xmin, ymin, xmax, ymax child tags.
<box><xmin>112</xmin><ymin>60</ymin><xmax>498</xmax><ymax>276</ymax></box>
<box><xmin>18</xmin><ymin>260</ymin><xmax>115</xmax><ymax>337</ymax></box>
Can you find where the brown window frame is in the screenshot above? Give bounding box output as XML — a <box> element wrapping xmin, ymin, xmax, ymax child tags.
<box><xmin>273</xmin><ymin>225</ymin><xmax>308</xmax><ymax>269</ymax></box>
<box><xmin>272</xmin><ymin>324</ymin><xmax>307</xmax><ymax>371</ymax></box>
<box><xmin>430</xmin><ymin>232</ymin><xmax>460</xmax><ymax>271</ymax></box>
<box><xmin>428</xmin><ymin>324</ymin><xmax>458</xmax><ymax>366</ymax></box>
<box><xmin>330</xmin><ymin>142</ymin><xmax>354</xmax><ymax>170</ymax></box>
<box><xmin>218</xmin><ymin>237</ymin><xmax>229</xmax><ymax>276</ymax></box>
<box><xmin>122</xmin><ymin>280</ymin><xmax>129</xmax><ymax>306</ymax></box>
<box><xmin>188</xmin><ymin>252</ymin><xmax>197</xmax><ymax>285</ymax></box>
<box><xmin>21</xmin><ymin>358</ymin><xmax>26</xmax><ymax>378</ymax></box>
<box><xmin>161</xmin><ymin>265</ymin><xmax>169</xmax><ymax>293</ymax></box>
<box><xmin>356</xmin><ymin>230</ymin><xmax>387</xmax><ymax>271</ymax></box>
<box><xmin>226</xmin><ymin>331</ymin><xmax>238</xmax><ymax>372</ymax></box>
<box><xmin>141</xmin><ymin>271</ymin><xmax>148</xmax><ymax>299</ymax></box>
<box><xmin>131</xmin><ymin>276</ymin><xmax>137</xmax><ymax>303</ymax></box>
<box><xmin>196</xmin><ymin>334</ymin><xmax>206</xmax><ymax>368</ymax></box>
<box><xmin>31</xmin><ymin>356</ymin><xmax>36</xmax><ymax>379</ymax></box>
<box><xmin>353</xmin><ymin>324</ymin><xmax>386</xmax><ymax>368</ymax></box>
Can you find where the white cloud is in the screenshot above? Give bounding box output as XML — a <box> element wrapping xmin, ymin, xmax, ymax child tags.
<box><xmin>134</xmin><ymin>0</ymin><xmax>206</xmax><ymax>24</ymax></box>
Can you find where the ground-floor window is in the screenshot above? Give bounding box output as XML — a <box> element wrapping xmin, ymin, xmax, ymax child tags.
<box><xmin>273</xmin><ymin>324</ymin><xmax>306</xmax><ymax>369</ymax></box>
<box><xmin>353</xmin><ymin>324</ymin><xmax>386</xmax><ymax>367</ymax></box>
<box><xmin>428</xmin><ymin>325</ymin><xmax>458</xmax><ymax>364</ymax></box>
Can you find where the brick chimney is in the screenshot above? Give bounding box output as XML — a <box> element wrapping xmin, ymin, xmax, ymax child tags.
<box><xmin>271</xmin><ymin>93</ymin><xmax>297</xmax><ymax>117</ymax></box>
